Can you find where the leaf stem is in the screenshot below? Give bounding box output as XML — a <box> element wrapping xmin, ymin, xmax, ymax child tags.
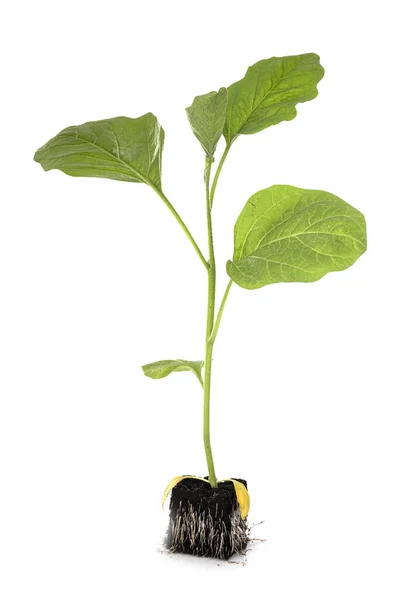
<box><xmin>151</xmin><ymin>185</ymin><xmax>209</xmax><ymax>270</ymax></box>
<box><xmin>210</xmin><ymin>144</ymin><xmax>230</xmax><ymax>208</ymax></box>
<box><xmin>208</xmin><ymin>279</ymin><xmax>233</xmax><ymax>345</ymax></box>
<box><xmin>203</xmin><ymin>158</ymin><xmax>218</xmax><ymax>488</ymax></box>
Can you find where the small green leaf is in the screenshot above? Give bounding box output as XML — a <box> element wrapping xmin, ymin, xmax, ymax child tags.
<box><xmin>34</xmin><ymin>113</ymin><xmax>164</xmax><ymax>190</ymax></box>
<box><xmin>186</xmin><ymin>88</ymin><xmax>228</xmax><ymax>159</ymax></box>
<box><xmin>227</xmin><ymin>185</ymin><xmax>367</xmax><ymax>290</ymax></box>
<box><xmin>142</xmin><ymin>359</ymin><xmax>204</xmax><ymax>386</ymax></box>
<box><xmin>224</xmin><ymin>54</ymin><xmax>324</xmax><ymax>146</ymax></box>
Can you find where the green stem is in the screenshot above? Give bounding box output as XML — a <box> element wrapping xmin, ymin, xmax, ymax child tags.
<box><xmin>209</xmin><ymin>280</ymin><xmax>233</xmax><ymax>345</ymax></box>
<box><xmin>151</xmin><ymin>186</ymin><xmax>209</xmax><ymax>270</ymax></box>
<box><xmin>203</xmin><ymin>158</ymin><xmax>218</xmax><ymax>488</ymax></box>
<box><xmin>210</xmin><ymin>144</ymin><xmax>230</xmax><ymax>208</ymax></box>
<box><xmin>202</xmin><ymin>143</ymin><xmax>233</xmax><ymax>488</ymax></box>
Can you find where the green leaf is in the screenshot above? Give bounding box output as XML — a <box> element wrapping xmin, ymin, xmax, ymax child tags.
<box><xmin>142</xmin><ymin>359</ymin><xmax>204</xmax><ymax>386</ymax></box>
<box><xmin>186</xmin><ymin>88</ymin><xmax>228</xmax><ymax>159</ymax></box>
<box><xmin>224</xmin><ymin>54</ymin><xmax>324</xmax><ymax>146</ymax></box>
<box><xmin>227</xmin><ymin>185</ymin><xmax>367</xmax><ymax>290</ymax></box>
<box><xmin>34</xmin><ymin>113</ymin><xmax>164</xmax><ymax>190</ymax></box>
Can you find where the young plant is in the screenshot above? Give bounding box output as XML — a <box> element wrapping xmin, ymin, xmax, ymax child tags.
<box><xmin>34</xmin><ymin>53</ymin><xmax>367</xmax><ymax>560</ymax></box>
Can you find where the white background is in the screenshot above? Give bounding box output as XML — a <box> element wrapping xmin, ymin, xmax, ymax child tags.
<box><xmin>1</xmin><ymin>0</ymin><xmax>399</xmax><ymax>598</ymax></box>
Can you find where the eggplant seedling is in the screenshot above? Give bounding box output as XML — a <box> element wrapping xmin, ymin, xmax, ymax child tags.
<box><xmin>34</xmin><ymin>53</ymin><xmax>367</xmax><ymax>560</ymax></box>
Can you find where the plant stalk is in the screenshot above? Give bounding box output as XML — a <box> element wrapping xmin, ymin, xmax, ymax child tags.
<box><xmin>151</xmin><ymin>186</ymin><xmax>209</xmax><ymax>270</ymax></box>
<box><xmin>209</xmin><ymin>280</ymin><xmax>233</xmax><ymax>345</ymax></box>
<box><xmin>203</xmin><ymin>158</ymin><xmax>218</xmax><ymax>488</ymax></box>
<box><xmin>210</xmin><ymin>144</ymin><xmax>230</xmax><ymax>208</ymax></box>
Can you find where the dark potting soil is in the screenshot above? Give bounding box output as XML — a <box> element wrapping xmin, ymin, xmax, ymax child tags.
<box><xmin>165</xmin><ymin>477</ymin><xmax>249</xmax><ymax>560</ymax></box>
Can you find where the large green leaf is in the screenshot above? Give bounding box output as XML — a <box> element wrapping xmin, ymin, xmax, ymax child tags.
<box><xmin>142</xmin><ymin>359</ymin><xmax>204</xmax><ymax>386</ymax></box>
<box><xmin>224</xmin><ymin>54</ymin><xmax>324</xmax><ymax>146</ymax></box>
<box><xmin>34</xmin><ymin>113</ymin><xmax>164</xmax><ymax>190</ymax></box>
<box><xmin>186</xmin><ymin>88</ymin><xmax>228</xmax><ymax>158</ymax></box>
<box><xmin>227</xmin><ymin>185</ymin><xmax>367</xmax><ymax>290</ymax></box>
